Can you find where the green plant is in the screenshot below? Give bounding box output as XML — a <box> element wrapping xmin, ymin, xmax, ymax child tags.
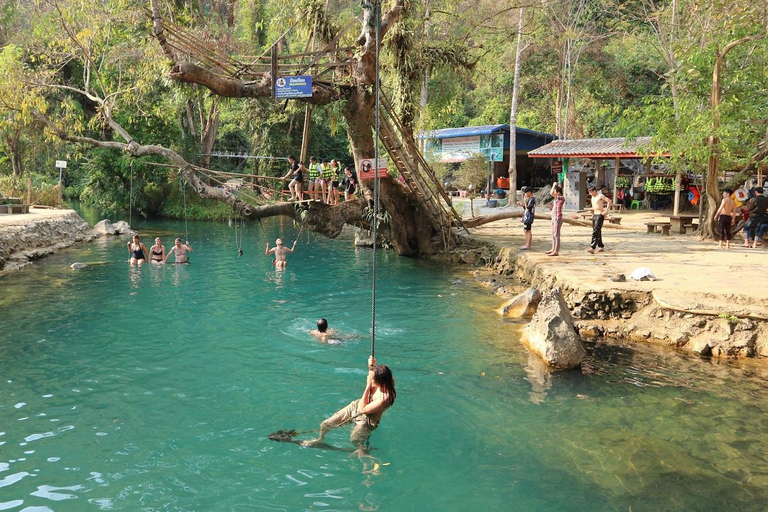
<box><xmin>718</xmin><ymin>313</ymin><xmax>739</xmax><ymax>324</ymax></box>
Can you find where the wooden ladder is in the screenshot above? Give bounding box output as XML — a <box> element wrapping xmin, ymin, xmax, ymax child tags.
<box><xmin>377</xmin><ymin>94</ymin><xmax>469</xmax><ymax>249</ymax></box>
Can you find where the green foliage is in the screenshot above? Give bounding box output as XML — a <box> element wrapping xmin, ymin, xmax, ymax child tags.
<box><xmin>2</xmin><ymin>0</ymin><xmax>767</xmax><ymax>227</ymax></box>
<box><xmin>454</xmin><ymin>155</ymin><xmax>488</xmax><ymax>191</ymax></box>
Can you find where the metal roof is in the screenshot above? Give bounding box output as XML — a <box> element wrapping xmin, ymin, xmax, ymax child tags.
<box><xmin>527</xmin><ymin>137</ymin><xmax>662</xmax><ymax>158</ymax></box>
<box><xmin>419</xmin><ymin>125</ymin><xmax>555</xmax><ymax>140</ymax></box>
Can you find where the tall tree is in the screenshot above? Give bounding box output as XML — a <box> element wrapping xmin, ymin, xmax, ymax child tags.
<box><xmin>507</xmin><ymin>7</ymin><xmax>528</xmax><ymax>194</ymax></box>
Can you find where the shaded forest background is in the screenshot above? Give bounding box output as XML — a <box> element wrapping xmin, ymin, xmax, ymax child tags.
<box><xmin>0</xmin><ymin>0</ymin><xmax>766</xmax><ymax>221</ymax></box>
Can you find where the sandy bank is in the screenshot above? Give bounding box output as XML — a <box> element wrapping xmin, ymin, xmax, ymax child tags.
<box><xmin>0</xmin><ymin>208</ymin><xmax>96</xmax><ymax>273</ymax></box>
<box><xmin>452</xmin><ymin>198</ymin><xmax>768</xmax><ymax>358</ymax></box>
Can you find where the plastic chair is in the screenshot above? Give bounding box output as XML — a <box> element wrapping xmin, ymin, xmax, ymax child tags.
<box><xmin>630</xmin><ymin>200</ymin><xmax>642</xmax><ymax>210</ymax></box>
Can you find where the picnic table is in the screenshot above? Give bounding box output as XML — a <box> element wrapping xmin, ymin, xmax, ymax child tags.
<box><xmin>668</xmin><ymin>214</ymin><xmax>699</xmax><ymax>234</ymax></box>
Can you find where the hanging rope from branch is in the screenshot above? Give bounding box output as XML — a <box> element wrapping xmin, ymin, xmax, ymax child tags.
<box><xmin>234</xmin><ymin>206</ymin><xmax>244</xmax><ymax>257</ymax></box>
<box><xmin>181</xmin><ymin>176</ymin><xmax>189</xmax><ymax>242</ymax></box>
<box><xmin>129</xmin><ymin>161</ymin><xmax>134</xmax><ymax>229</ymax></box>
<box><xmin>370</xmin><ymin>0</ymin><xmax>382</xmax><ymax>360</ymax></box>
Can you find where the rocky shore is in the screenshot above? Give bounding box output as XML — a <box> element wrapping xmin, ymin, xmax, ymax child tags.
<box><xmin>0</xmin><ymin>209</ymin><xmax>97</xmax><ymax>272</ymax></box>
<box><xmin>450</xmin><ymin>240</ymin><xmax>768</xmax><ymax>361</ymax></box>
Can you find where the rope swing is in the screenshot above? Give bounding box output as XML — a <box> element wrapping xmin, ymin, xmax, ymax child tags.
<box><xmin>269</xmin><ymin>2</ymin><xmax>387</xmax><ymax>446</ymax></box>
<box><xmin>128</xmin><ymin>161</ymin><xmax>134</xmax><ymax>230</ymax></box>
<box><xmin>234</xmin><ymin>211</ymin><xmax>244</xmax><ymax>257</ymax></box>
<box><xmin>181</xmin><ymin>177</ymin><xmax>189</xmax><ymax>242</ymax></box>
<box><xmin>369</xmin><ymin>0</ymin><xmax>382</xmax><ymax>360</ymax></box>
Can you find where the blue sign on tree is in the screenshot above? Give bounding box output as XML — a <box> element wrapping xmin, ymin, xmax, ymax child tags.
<box><xmin>275</xmin><ymin>76</ymin><xmax>313</xmax><ymax>98</ymax></box>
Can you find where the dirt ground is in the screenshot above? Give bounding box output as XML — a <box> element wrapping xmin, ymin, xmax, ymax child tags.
<box><xmin>0</xmin><ymin>206</ymin><xmax>73</xmax><ymax>226</ymax></box>
<box><xmin>456</xmin><ymin>198</ymin><xmax>768</xmax><ymax>318</ymax></box>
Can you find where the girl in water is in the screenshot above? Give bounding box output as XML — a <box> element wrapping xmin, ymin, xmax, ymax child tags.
<box><xmin>149</xmin><ymin>237</ymin><xmax>166</xmax><ymax>264</ymax></box>
<box><xmin>127</xmin><ymin>234</ymin><xmax>148</xmax><ymax>266</ymax></box>
<box><xmin>303</xmin><ymin>356</ymin><xmax>396</xmax><ymax>451</ymax></box>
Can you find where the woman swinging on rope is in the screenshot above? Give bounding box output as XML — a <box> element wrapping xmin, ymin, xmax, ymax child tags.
<box><xmin>302</xmin><ymin>356</ymin><xmax>396</xmax><ymax>451</ymax></box>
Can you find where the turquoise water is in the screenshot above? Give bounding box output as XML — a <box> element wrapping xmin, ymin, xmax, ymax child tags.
<box><xmin>2</xmin><ymin>218</ymin><xmax>768</xmax><ymax>511</ymax></box>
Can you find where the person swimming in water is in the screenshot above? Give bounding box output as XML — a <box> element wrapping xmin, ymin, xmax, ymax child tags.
<box><xmin>266</xmin><ymin>238</ymin><xmax>297</xmax><ymax>269</ymax></box>
<box><xmin>303</xmin><ymin>356</ymin><xmax>396</xmax><ymax>452</ymax></box>
<box><xmin>310</xmin><ymin>318</ymin><xmax>337</xmax><ymax>343</ymax></box>
<box><xmin>127</xmin><ymin>234</ymin><xmax>148</xmax><ymax>267</ymax></box>
<box><xmin>164</xmin><ymin>238</ymin><xmax>193</xmax><ymax>264</ymax></box>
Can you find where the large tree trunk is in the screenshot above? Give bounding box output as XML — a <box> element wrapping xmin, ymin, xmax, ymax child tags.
<box><xmin>5</xmin><ymin>126</ymin><xmax>23</xmax><ymax>176</ymax></box>
<box><xmin>508</xmin><ymin>8</ymin><xmax>525</xmax><ymax>193</ymax></box>
<box><xmin>342</xmin><ymin>87</ymin><xmax>444</xmax><ymax>256</ymax></box>
<box><xmin>705</xmin><ymin>28</ymin><xmax>767</xmax><ymax>238</ymax></box>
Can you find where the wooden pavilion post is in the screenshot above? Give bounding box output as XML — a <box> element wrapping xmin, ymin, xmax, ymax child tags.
<box><xmin>673</xmin><ymin>170</ymin><xmax>681</xmax><ymax>216</ymax></box>
<box><xmin>595</xmin><ymin>158</ymin><xmax>603</xmax><ymax>189</ymax></box>
<box><xmin>614</xmin><ymin>156</ymin><xmax>620</xmax><ymax>205</ymax></box>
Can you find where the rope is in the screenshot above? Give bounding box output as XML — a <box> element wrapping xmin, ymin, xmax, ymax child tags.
<box><xmin>181</xmin><ymin>177</ymin><xmax>189</xmax><ymax>242</ymax></box>
<box><xmin>369</xmin><ymin>0</ymin><xmax>382</xmax><ymax>360</ymax></box>
<box><xmin>129</xmin><ymin>162</ymin><xmax>133</xmax><ymax>228</ymax></box>
<box><xmin>234</xmin><ymin>207</ymin><xmax>244</xmax><ymax>257</ymax></box>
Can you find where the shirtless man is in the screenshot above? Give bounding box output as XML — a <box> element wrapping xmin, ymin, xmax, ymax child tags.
<box><xmin>714</xmin><ymin>189</ymin><xmax>737</xmax><ymax>248</ymax></box>
<box><xmin>265</xmin><ymin>238</ymin><xmax>296</xmax><ymax>269</ymax></box>
<box><xmin>587</xmin><ymin>185</ymin><xmax>611</xmax><ymax>254</ymax></box>
<box><xmin>164</xmin><ymin>238</ymin><xmax>193</xmax><ymax>264</ymax></box>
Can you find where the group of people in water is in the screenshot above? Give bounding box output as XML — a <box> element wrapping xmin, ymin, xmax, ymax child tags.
<box><xmin>127</xmin><ymin>231</ymin><xmax>393</xmax><ymax>451</ymax></box>
<box><xmin>127</xmin><ymin>235</ymin><xmax>193</xmax><ymax>266</ymax></box>
<box><xmin>282</xmin><ymin>155</ymin><xmax>358</xmax><ymax>203</ymax></box>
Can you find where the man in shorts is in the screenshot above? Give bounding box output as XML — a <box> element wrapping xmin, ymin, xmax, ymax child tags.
<box><xmin>164</xmin><ymin>238</ymin><xmax>193</xmax><ymax>264</ymax></box>
<box><xmin>265</xmin><ymin>237</ymin><xmax>297</xmax><ymax>269</ymax></box>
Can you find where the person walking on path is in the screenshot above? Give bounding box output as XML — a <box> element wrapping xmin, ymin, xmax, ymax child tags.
<box><xmin>714</xmin><ymin>189</ymin><xmax>737</xmax><ymax>248</ymax></box>
<box><xmin>516</xmin><ymin>186</ymin><xmax>535</xmax><ymax>250</ymax></box>
<box><xmin>546</xmin><ymin>183</ymin><xmax>565</xmax><ymax>256</ymax></box>
<box><xmin>587</xmin><ymin>185</ymin><xmax>611</xmax><ymax>254</ymax></box>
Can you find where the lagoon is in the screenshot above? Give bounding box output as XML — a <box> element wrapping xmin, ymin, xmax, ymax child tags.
<box><xmin>1</xmin><ymin>218</ymin><xmax>768</xmax><ymax>511</ymax></box>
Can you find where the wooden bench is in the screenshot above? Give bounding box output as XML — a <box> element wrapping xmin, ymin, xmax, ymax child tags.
<box><xmin>7</xmin><ymin>204</ymin><xmax>29</xmax><ymax>214</ymax></box>
<box><xmin>646</xmin><ymin>221</ymin><xmax>671</xmax><ymax>236</ymax></box>
<box><xmin>680</xmin><ymin>222</ymin><xmax>699</xmax><ymax>235</ymax></box>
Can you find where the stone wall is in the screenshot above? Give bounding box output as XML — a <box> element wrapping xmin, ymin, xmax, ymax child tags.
<box><xmin>0</xmin><ymin>212</ymin><xmax>96</xmax><ymax>272</ymax></box>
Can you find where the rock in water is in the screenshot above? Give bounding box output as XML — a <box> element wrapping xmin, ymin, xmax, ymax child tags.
<box><xmin>112</xmin><ymin>221</ymin><xmax>132</xmax><ymax>234</ymax></box>
<box><xmin>524</xmin><ymin>288</ymin><xmax>585</xmax><ymax>370</ymax></box>
<box><xmin>499</xmin><ymin>287</ymin><xmax>542</xmax><ymax>319</ymax></box>
<box><xmin>93</xmin><ymin>219</ymin><xmax>114</xmax><ymax>235</ymax></box>
<box><xmin>70</xmin><ymin>262</ymin><xmax>87</xmax><ymax>270</ymax></box>
<box><xmin>93</xmin><ymin>219</ymin><xmax>131</xmax><ymax>235</ymax></box>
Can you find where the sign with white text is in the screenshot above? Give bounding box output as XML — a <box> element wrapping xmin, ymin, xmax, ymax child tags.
<box><xmin>275</xmin><ymin>76</ymin><xmax>313</xmax><ymax>98</ymax></box>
